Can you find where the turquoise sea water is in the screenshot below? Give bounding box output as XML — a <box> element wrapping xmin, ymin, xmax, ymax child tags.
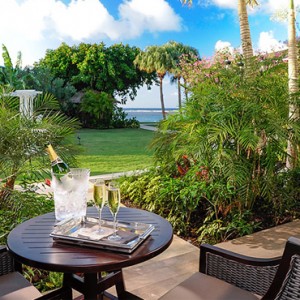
<box><xmin>124</xmin><ymin>108</ymin><xmax>177</xmax><ymax>123</ymax></box>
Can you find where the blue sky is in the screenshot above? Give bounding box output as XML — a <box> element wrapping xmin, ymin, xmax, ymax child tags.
<box><xmin>96</xmin><ymin>0</ymin><xmax>288</xmax><ymax>57</ymax></box>
<box><xmin>0</xmin><ymin>0</ymin><xmax>296</xmax><ymax>108</ymax></box>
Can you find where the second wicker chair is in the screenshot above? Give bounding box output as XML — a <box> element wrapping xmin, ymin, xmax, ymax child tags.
<box><xmin>160</xmin><ymin>236</ymin><xmax>300</xmax><ymax>300</ymax></box>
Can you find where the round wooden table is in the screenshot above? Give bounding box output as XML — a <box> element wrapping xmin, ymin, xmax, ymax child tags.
<box><xmin>7</xmin><ymin>207</ymin><xmax>173</xmax><ymax>300</ymax></box>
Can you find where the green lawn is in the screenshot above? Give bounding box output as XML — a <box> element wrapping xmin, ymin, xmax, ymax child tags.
<box><xmin>75</xmin><ymin>128</ymin><xmax>155</xmax><ymax>176</ymax></box>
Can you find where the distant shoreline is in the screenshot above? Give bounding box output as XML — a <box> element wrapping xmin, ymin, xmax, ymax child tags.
<box><xmin>123</xmin><ymin>108</ymin><xmax>178</xmax><ymax>122</ymax></box>
<box><xmin>123</xmin><ymin>108</ymin><xmax>178</xmax><ymax>112</ymax></box>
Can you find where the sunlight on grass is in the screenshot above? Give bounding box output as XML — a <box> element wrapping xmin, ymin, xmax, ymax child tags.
<box><xmin>75</xmin><ymin>128</ymin><xmax>155</xmax><ymax>176</ymax></box>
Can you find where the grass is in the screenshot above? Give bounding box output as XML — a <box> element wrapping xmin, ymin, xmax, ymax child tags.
<box><xmin>75</xmin><ymin>128</ymin><xmax>155</xmax><ymax>176</ymax></box>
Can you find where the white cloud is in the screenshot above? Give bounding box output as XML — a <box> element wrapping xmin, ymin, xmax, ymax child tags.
<box><xmin>211</xmin><ymin>0</ymin><xmax>235</xmax><ymax>10</ymax></box>
<box><xmin>118</xmin><ymin>0</ymin><xmax>182</xmax><ymax>38</ymax></box>
<box><xmin>0</xmin><ymin>0</ymin><xmax>183</xmax><ymax>66</ymax></box>
<box><xmin>197</xmin><ymin>0</ymin><xmax>235</xmax><ymax>9</ymax></box>
<box><xmin>199</xmin><ymin>0</ymin><xmax>260</xmax><ymax>10</ymax></box>
<box><xmin>214</xmin><ymin>33</ymin><xmax>286</xmax><ymax>58</ymax></box>
<box><xmin>257</xmin><ymin>31</ymin><xmax>287</xmax><ymax>53</ymax></box>
<box><xmin>52</xmin><ymin>0</ymin><xmax>118</xmax><ymax>41</ymax></box>
<box><xmin>207</xmin><ymin>0</ymin><xmax>295</xmax><ymax>57</ymax></box>
<box><xmin>215</xmin><ymin>40</ymin><xmax>234</xmax><ymax>53</ymax></box>
<box><xmin>200</xmin><ymin>0</ymin><xmax>300</xmax><ymax>13</ymax></box>
<box><xmin>261</xmin><ymin>0</ymin><xmax>300</xmax><ymax>14</ymax></box>
<box><xmin>264</xmin><ymin>0</ymin><xmax>288</xmax><ymax>12</ymax></box>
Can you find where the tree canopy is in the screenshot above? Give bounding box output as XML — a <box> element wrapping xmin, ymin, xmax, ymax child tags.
<box><xmin>37</xmin><ymin>42</ymin><xmax>156</xmax><ymax>104</ymax></box>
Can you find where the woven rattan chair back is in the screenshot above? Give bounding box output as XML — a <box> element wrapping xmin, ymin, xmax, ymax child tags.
<box><xmin>206</xmin><ymin>251</ymin><xmax>279</xmax><ymax>296</ymax></box>
<box><xmin>0</xmin><ymin>245</ymin><xmax>14</xmax><ymax>275</ymax></box>
<box><xmin>263</xmin><ymin>237</ymin><xmax>300</xmax><ymax>299</ymax></box>
<box><xmin>274</xmin><ymin>254</ymin><xmax>300</xmax><ymax>300</ymax></box>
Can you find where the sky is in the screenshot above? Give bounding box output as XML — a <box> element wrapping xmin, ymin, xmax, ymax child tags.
<box><xmin>0</xmin><ymin>0</ymin><xmax>298</xmax><ymax>108</ymax></box>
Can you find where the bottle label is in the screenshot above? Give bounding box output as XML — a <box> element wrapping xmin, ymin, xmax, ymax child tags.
<box><xmin>46</xmin><ymin>145</ymin><xmax>59</xmax><ymax>162</ymax></box>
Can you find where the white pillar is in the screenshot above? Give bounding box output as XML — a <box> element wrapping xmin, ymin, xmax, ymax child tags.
<box><xmin>10</xmin><ymin>90</ymin><xmax>42</xmax><ymax>118</ymax></box>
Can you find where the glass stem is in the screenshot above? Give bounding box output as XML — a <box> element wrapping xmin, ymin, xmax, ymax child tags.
<box><xmin>113</xmin><ymin>214</ymin><xmax>117</xmax><ymax>236</ymax></box>
<box><xmin>99</xmin><ymin>208</ymin><xmax>102</xmax><ymax>230</ymax></box>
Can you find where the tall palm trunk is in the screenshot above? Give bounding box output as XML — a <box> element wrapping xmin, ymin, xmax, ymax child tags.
<box><xmin>238</xmin><ymin>0</ymin><xmax>254</xmax><ymax>69</ymax></box>
<box><xmin>286</xmin><ymin>0</ymin><xmax>299</xmax><ymax>169</ymax></box>
<box><xmin>177</xmin><ymin>77</ymin><xmax>182</xmax><ymax>109</ymax></box>
<box><xmin>182</xmin><ymin>0</ymin><xmax>255</xmax><ymax>61</ymax></box>
<box><xmin>159</xmin><ymin>75</ymin><xmax>166</xmax><ymax>119</ymax></box>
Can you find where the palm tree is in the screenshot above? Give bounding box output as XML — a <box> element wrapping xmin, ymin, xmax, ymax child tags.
<box><xmin>286</xmin><ymin>0</ymin><xmax>299</xmax><ymax>169</ymax></box>
<box><xmin>237</xmin><ymin>0</ymin><xmax>258</xmax><ymax>60</ymax></box>
<box><xmin>181</xmin><ymin>0</ymin><xmax>258</xmax><ymax>66</ymax></box>
<box><xmin>166</xmin><ymin>41</ymin><xmax>199</xmax><ymax>108</ymax></box>
<box><xmin>134</xmin><ymin>45</ymin><xmax>174</xmax><ymax>119</ymax></box>
<box><xmin>0</xmin><ymin>88</ymin><xmax>79</xmax><ymax>204</ymax></box>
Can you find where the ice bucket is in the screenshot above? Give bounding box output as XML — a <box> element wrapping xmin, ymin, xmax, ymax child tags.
<box><xmin>51</xmin><ymin>168</ymin><xmax>90</xmax><ymax>221</ymax></box>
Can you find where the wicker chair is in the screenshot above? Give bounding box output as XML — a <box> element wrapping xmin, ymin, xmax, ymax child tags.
<box><xmin>0</xmin><ymin>245</ymin><xmax>76</xmax><ymax>300</ymax></box>
<box><xmin>0</xmin><ymin>245</ymin><xmax>43</xmax><ymax>299</ymax></box>
<box><xmin>159</xmin><ymin>236</ymin><xmax>300</xmax><ymax>300</ymax></box>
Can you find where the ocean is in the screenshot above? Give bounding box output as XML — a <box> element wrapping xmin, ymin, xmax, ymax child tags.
<box><xmin>123</xmin><ymin>108</ymin><xmax>177</xmax><ymax>123</ymax></box>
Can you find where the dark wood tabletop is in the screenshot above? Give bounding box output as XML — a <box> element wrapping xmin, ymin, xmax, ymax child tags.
<box><xmin>7</xmin><ymin>206</ymin><xmax>173</xmax><ymax>299</ymax></box>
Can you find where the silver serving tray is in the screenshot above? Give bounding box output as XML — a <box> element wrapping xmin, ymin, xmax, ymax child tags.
<box><xmin>50</xmin><ymin>217</ymin><xmax>155</xmax><ymax>253</ymax></box>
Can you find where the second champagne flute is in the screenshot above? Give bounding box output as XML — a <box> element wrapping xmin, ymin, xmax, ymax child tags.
<box><xmin>107</xmin><ymin>184</ymin><xmax>121</xmax><ymax>241</ymax></box>
<box><xmin>93</xmin><ymin>181</ymin><xmax>106</xmax><ymax>233</ymax></box>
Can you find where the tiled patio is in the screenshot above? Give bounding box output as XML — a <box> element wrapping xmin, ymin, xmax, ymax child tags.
<box><xmin>107</xmin><ymin>235</ymin><xmax>199</xmax><ymax>299</ymax></box>
<box><xmin>216</xmin><ymin>219</ymin><xmax>300</xmax><ymax>258</ymax></box>
<box><xmin>72</xmin><ymin>219</ymin><xmax>300</xmax><ymax>299</ymax></box>
<box><xmin>72</xmin><ymin>235</ymin><xmax>199</xmax><ymax>300</ymax></box>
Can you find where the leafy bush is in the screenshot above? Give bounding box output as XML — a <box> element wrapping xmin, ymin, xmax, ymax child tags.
<box><xmin>120</xmin><ymin>51</ymin><xmax>300</xmax><ymax>244</ymax></box>
<box><xmin>0</xmin><ymin>190</ymin><xmax>54</xmax><ymax>244</ymax></box>
<box><xmin>0</xmin><ymin>88</ymin><xmax>78</xmax><ymax>291</ymax></box>
<box><xmin>80</xmin><ymin>90</ymin><xmax>114</xmax><ymax>128</ymax></box>
<box><xmin>23</xmin><ymin>266</ymin><xmax>63</xmax><ymax>293</ymax></box>
<box><xmin>268</xmin><ymin>167</ymin><xmax>300</xmax><ymax>223</ymax></box>
<box><xmin>197</xmin><ymin>210</ymin><xmax>260</xmax><ymax>244</ymax></box>
<box><xmin>80</xmin><ymin>90</ymin><xmax>140</xmax><ymax>129</ymax></box>
<box><xmin>120</xmin><ymin>167</ymin><xmax>207</xmax><ymax>235</ymax></box>
<box><xmin>111</xmin><ymin>106</ymin><xmax>140</xmax><ymax>128</ymax></box>
<box><xmin>0</xmin><ymin>87</ymin><xmax>79</xmax><ymax>205</ymax></box>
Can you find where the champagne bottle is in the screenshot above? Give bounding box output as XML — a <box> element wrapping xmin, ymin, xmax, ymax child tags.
<box><xmin>46</xmin><ymin>144</ymin><xmax>70</xmax><ymax>176</ymax></box>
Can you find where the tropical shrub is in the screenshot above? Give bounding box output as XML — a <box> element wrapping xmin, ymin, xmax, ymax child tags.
<box><xmin>269</xmin><ymin>167</ymin><xmax>300</xmax><ymax>222</ymax></box>
<box><xmin>0</xmin><ymin>86</ymin><xmax>79</xmax><ymax>291</ymax></box>
<box><xmin>37</xmin><ymin>42</ymin><xmax>155</xmax><ymax>104</ymax></box>
<box><xmin>80</xmin><ymin>90</ymin><xmax>114</xmax><ymax>128</ymax></box>
<box><xmin>111</xmin><ymin>106</ymin><xmax>140</xmax><ymax>128</ymax></box>
<box><xmin>0</xmin><ymin>45</ymin><xmax>25</xmax><ymax>89</ymax></box>
<box><xmin>120</xmin><ymin>167</ymin><xmax>206</xmax><ymax>235</ymax></box>
<box><xmin>0</xmin><ymin>190</ymin><xmax>54</xmax><ymax>244</ymax></box>
<box><xmin>23</xmin><ymin>65</ymin><xmax>77</xmax><ymax>114</ymax></box>
<box><xmin>80</xmin><ymin>89</ymin><xmax>140</xmax><ymax>128</ymax></box>
<box><xmin>121</xmin><ymin>49</ymin><xmax>300</xmax><ymax>243</ymax></box>
<box><xmin>0</xmin><ymin>86</ymin><xmax>79</xmax><ymax>206</ymax></box>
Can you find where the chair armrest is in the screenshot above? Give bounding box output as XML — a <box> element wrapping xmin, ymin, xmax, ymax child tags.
<box><xmin>0</xmin><ymin>245</ymin><xmax>15</xmax><ymax>275</ymax></box>
<box><xmin>200</xmin><ymin>243</ymin><xmax>281</xmax><ymax>296</ymax></box>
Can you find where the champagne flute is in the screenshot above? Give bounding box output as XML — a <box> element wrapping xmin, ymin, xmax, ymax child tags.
<box><xmin>93</xmin><ymin>181</ymin><xmax>106</xmax><ymax>234</ymax></box>
<box><xmin>107</xmin><ymin>184</ymin><xmax>121</xmax><ymax>241</ymax></box>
